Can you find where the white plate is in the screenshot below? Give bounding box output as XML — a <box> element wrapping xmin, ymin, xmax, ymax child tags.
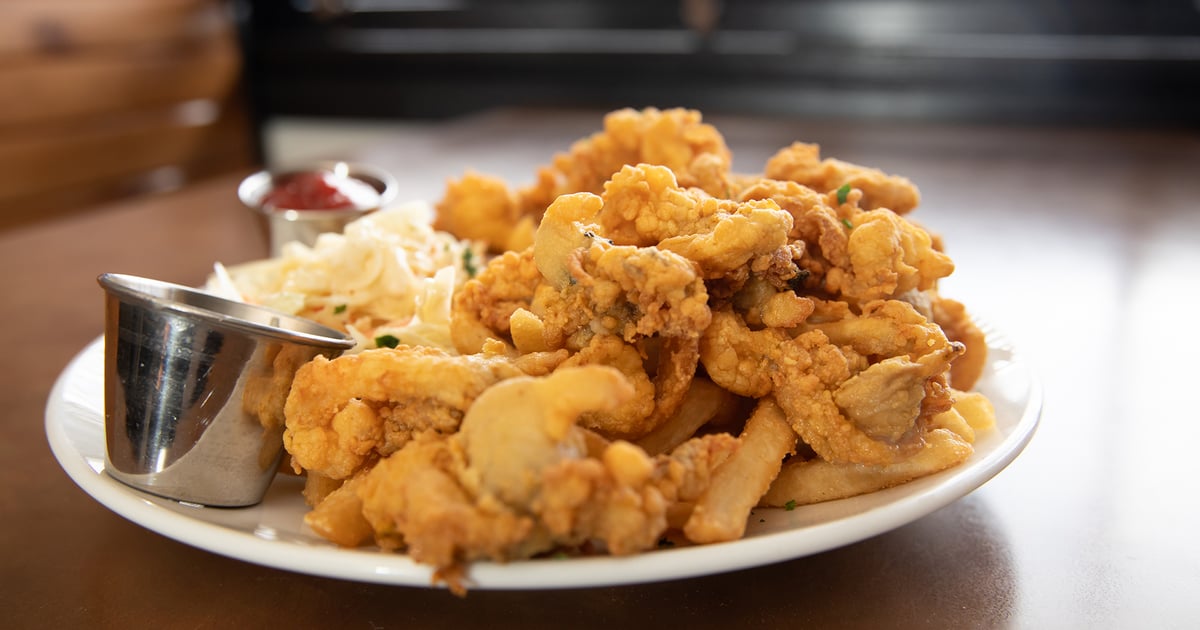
<box><xmin>46</xmin><ymin>329</ymin><xmax>1040</xmax><ymax>590</ymax></box>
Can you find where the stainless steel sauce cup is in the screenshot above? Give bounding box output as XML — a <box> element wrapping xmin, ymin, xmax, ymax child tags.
<box><xmin>98</xmin><ymin>273</ymin><xmax>355</xmax><ymax>507</ymax></box>
<box><xmin>238</xmin><ymin>161</ymin><xmax>398</xmax><ymax>257</ymax></box>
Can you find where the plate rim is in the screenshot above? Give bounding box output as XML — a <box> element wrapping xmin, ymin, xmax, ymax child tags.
<box><xmin>45</xmin><ymin>333</ymin><xmax>1042</xmax><ymax>590</ymax></box>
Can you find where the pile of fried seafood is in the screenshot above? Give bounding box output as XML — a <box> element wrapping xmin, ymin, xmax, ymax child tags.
<box><xmin>279</xmin><ymin>108</ymin><xmax>996</xmax><ymax>590</ymax></box>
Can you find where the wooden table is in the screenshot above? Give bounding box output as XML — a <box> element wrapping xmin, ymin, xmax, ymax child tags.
<box><xmin>3</xmin><ymin>111</ymin><xmax>1198</xmax><ymax>628</ymax></box>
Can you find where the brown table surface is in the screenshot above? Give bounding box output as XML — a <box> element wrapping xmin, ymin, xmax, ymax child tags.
<box><xmin>3</xmin><ymin>110</ymin><xmax>1198</xmax><ymax>628</ymax></box>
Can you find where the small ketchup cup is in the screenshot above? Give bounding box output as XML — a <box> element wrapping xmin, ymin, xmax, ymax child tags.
<box><xmin>239</xmin><ymin>162</ymin><xmax>398</xmax><ymax>257</ymax></box>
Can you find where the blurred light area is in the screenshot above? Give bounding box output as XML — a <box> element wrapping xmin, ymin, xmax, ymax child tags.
<box><xmin>1117</xmin><ymin>217</ymin><xmax>1200</xmax><ymax>517</ymax></box>
<box><xmin>852</xmin><ymin>33</ymin><xmax>1200</xmax><ymax>61</ymax></box>
<box><xmin>336</xmin><ymin>27</ymin><xmax>701</xmax><ymax>55</ymax></box>
<box><xmin>173</xmin><ymin>99</ymin><xmax>221</xmax><ymax>127</ymax></box>
<box><xmin>1104</xmin><ymin>217</ymin><xmax>1200</xmax><ymax>623</ymax></box>
<box><xmin>291</xmin><ymin>0</ymin><xmax>465</xmax><ymax>12</ymax></box>
<box><xmin>330</xmin><ymin>27</ymin><xmax>1200</xmax><ymax>61</ymax></box>
<box><xmin>134</xmin><ymin>166</ymin><xmax>187</xmax><ymax>195</ymax></box>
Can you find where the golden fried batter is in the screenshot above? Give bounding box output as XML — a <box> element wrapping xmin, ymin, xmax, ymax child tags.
<box><xmin>739</xmin><ymin>177</ymin><xmax>951</xmax><ymax>303</ymax></box>
<box><xmin>522</xmin><ymin>107</ymin><xmax>732</xmax><ymax>212</ymax></box>
<box><xmin>595</xmin><ymin>163</ymin><xmax>701</xmax><ymax>246</ymax></box>
<box><xmin>283</xmin><ymin>345</ymin><xmax>566</xmax><ymax>480</ymax></box>
<box><xmin>357</xmin><ymin>432</ymin><xmax>544</xmax><ymax>569</ymax></box>
<box><xmin>596</xmin><ymin>164</ymin><xmax>794</xmax><ymax>280</ymax></box>
<box><xmin>765</xmin><ymin>142</ymin><xmax>921</xmax><ymax>214</ymax></box>
<box><xmin>931</xmin><ymin>295</ymin><xmax>989</xmax><ymax>390</ymax></box>
<box><xmin>281</xmin><ymin>108</ymin><xmax>999</xmax><ymax>581</ymax></box>
<box><xmin>738</xmin><ymin>177</ymin><xmax>851</xmax><ymax>282</ymax></box>
<box><xmin>825</xmin><ymin>209</ymin><xmax>955</xmax><ymax>302</ymax></box>
<box><xmin>558</xmin><ymin>335</ymin><xmax>656</xmax><ymax>438</ymax></box>
<box><xmin>450</xmin><ymin>248</ymin><xmax>544</xmax><ymax>354</ymax></box>
<box><xmin>700</xmin><ymin>301</ymin><xmax>963</xmax><ymax>466</ymax></box>
<box><xmin>433</xmin><ymin>171</ymin><xmax>535</xmax><ymax>253</ymax></box>
<box><xmin>354</xmin><ymin>366</ymin><xmax>741</xmax><ymax>577</ymax></box>
<box><xmin>433</xmin><ymin>108</ymin><xmax>733</xmax><ymax>252</ymax></box>
<box><xmin>529</xmin><ymin>205</ymin><xmax>712</xmax><ymax>347</ymax></box>
<box><xmin>699</xmin><ymin>309</ymin><xmax>787</xmax><ymax>398</ymax></box>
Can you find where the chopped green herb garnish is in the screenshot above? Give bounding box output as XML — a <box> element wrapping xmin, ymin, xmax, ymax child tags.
<box><xmin>841</xmin><ymin>218</ymin><xmax>854</xmax><ymax>230</ymax></box>
<box><xmin>784</xmin><ymin>499</ymin><xmax>798</xmax><ymax>511</ymax></box>
<box><xmin>552</xmin><ymin>551</ymin><xmax>570</xmax><ymax>560</ymax></box>
<box><xmin>462</xmin><ymin>248</ymin><xmax>478</xmax><ymax>277</ymax></box>
<box><xmin>375</xmin><ymin>334</ymin><xmax>400</xmax><ymax>349</ymax></box>
<box><xmin>333</xmin><ymin>304</ymin><xmax>347</xmax><ymax>314</ymax></box>
<box><xmin>836</xmin><ymin>183</ymin><xmax>852</xmax><ymax>205</ymax></box>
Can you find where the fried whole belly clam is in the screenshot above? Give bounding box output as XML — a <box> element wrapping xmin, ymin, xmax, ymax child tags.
<box><xmin>354</xmin><ymin>365</ymin><xmax>740</xmax><ymax>578</ymax></box>
<box><xmin>283</xmin><ymin>344</ymin><xmax>566</xmax><ymax>480</ymax></box>
<box><xmin>432</xmin><ymin>107</ymin><xmax>734</xmax><ymax>253</ymax></box>
<box><xmin>700</xmin><ymin>299</ymin><xmax>964</xmax><ymax>466</ymax></box>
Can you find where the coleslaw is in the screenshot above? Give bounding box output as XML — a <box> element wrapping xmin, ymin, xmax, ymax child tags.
<box><xmin>207</xmin><ymin>201</ymin><xmax>481</xmax><ymax>353</ymax></box>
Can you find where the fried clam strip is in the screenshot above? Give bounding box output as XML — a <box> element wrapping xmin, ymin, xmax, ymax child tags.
<box><xmin>700</xmin><ymin>301</ymin><xmax>964</xmax><ymax>466</ymax></box>
<box><xmin>352</xmin><ymin>366</ymin><xmax>739</xmax><ymax>591</ymax></box>
<box><xmin>738</xmin><ymin>178</ymin><xmax>953</xmax><ymax>303</ymax></box>
<box><xmin>764</xmin><ymin>142</ymin><xmax>921</xmax><ymax>215</ymax></box>
<box><xmin>282</xmin><ymin>344</ymin><xmax>568</xmax><ymax>480</ymax></box>
<box><xmin>762</xmin><ymin>389</ymin><xmax>996</xmax><ymax>506</ymax></box>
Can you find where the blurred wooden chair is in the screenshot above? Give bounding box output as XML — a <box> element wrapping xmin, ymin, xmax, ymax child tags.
<box><xmin>0</xmin><ymin>0</ymin><xmax>258</xmax><ymax>231</ymax></box>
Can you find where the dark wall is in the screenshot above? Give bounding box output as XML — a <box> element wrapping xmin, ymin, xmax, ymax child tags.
<box><xmin>237</xmin><ymin>0</ymin><xmax>1200</xmax><ymax>127</ymax></box>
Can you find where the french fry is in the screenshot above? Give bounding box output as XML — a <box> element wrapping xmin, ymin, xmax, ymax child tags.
<box><xmin>666</xmin><ymin>501</ymin><xmax>695</xmax><ymax>530</ymax></box>
<box><xmin>302</xmin><ymin>471</ymin><xmax>344</xmax><ymax>507</ymax></box>
<box><xmin>509</xmin><ymin>307</ymin><xmax>550</xmax><ymax>353</ymax></box>
<box><xmin>635</xmin><ymin>377</ymin><xmax>739</xmax><ymax>456</ymax></box>
<box><xmin>683</xmin><ymin>399</ymin><xmax>796</xmax><ymax>543</ymax></box>
<box><xmin>928</xmin><ymin>389</ymin><xmax>998</xmax><ymax>444</ymax></box>
<box><xmin>762</xmin><ymin>428</ymin><xmax>972</xmax><ymax>507</ymax></box>
<box><xmin>929</xmin><ymin>407</ymin><xmax>975</xmax><ymax>443</ymax></box>
<box><xmin>304</xmin><ymin>474</ymin><xmax>374</xmax><ymax>548</ymax></box>
<box><xmin>951</xmin><ymin>390</ymin><xmax>996</xmax><ymax>432</ymax></box>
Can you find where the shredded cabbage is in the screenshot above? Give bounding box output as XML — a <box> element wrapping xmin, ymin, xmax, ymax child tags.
<box><xmin>208</xmin><ymin>201</ymin><xmax>480</xmax><ymax>353</ymax></box>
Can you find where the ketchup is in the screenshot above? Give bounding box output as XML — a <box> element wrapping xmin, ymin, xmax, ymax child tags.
<box><xmin>261</xmin><ymin>171</ymin><xmax>360</xmax><ymax>211</ymax></box>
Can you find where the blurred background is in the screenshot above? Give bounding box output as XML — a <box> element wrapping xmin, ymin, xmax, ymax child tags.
<box><xmin>2</xmin><ymin>0</ymin><xmax>1198</xmax><ymax>229</ymax></box>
